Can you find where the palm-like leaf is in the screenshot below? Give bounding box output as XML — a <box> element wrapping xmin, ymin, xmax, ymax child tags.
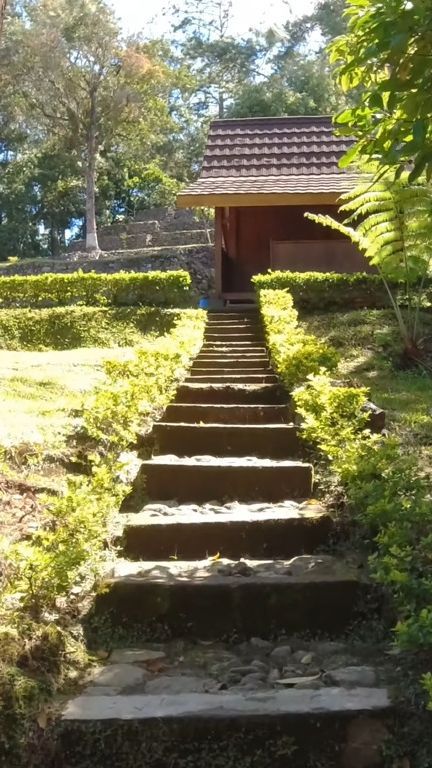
<box><xmin>305</xmin><ymin>172</ymin><xmax>432</xmax><ymax>348</ymax></box>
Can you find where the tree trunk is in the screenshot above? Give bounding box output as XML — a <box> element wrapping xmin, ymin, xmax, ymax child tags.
<box><xmin>218</xmin><ymin>89</ymin><xmax>225</xmax><ymax>118</ymax></box>
<box><xmin>0</xmin><ymin>0</ymin><xmax>7</xmax><ymax>39</ymax></box>
<box><xmin>50</xmin><ymin>225</ymin><xmax>61</xmax><ymax>258</ymax></box>
<box><xmin>85</xmin><ymin>90</ymin><xmax>99</xmax><ymax>252</ymax></box>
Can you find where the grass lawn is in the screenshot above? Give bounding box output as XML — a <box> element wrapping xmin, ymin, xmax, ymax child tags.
<box><xmin>0</xmin><ymin>346</ymin><xmax>135</xmax><ymax>470</ymax></box>
<box><xmin>301</xmin><ymin>308</ymin><xmax>432</xmax><ymax>466</ymax></box>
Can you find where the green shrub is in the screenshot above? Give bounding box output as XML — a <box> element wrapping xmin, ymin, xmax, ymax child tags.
<box><xmin>258</xmin><ymin>289</ymin><xmax>339</xmax><ymax>389</ymax></box>
<box><xmin>0</xmin><ymin>306</ymin><xmax>179</xmax><ymax>350</ymax></box>
<box><xmin>0</xmin><ymin>270</ymin><xmax>191</xmax><ymax>309</ymax></box>
<box><xmin>253</xmin><ymin>270</ymin><xmax>390</xmax><ymax>312</ymax></box>
<box><xmin>293</xmin><ymin>369</ymin><xmax>432</xmax><ymax>654</ymax></box>
<box><xmin>258</xmin><ymin>286</ymin><xmax>432</xmax><ymax>702</ymax></box>
<box><xmin>0</xmin><ymin>309</ymin><xmax>206</xmax><ymax>763</ymax></box>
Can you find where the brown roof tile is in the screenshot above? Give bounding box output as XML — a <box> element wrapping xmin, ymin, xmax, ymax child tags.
<box><xmin>178</xmin><ymin>116</ymin><xmax>356</xmax><ymax>202</ymax></box>
<box><xmin>181</xmin><ymin>174</ymin><xmax>357</xmax><ymax>197</ymax></box>
<box><xmin>201</xmin><ymin>116</ymin><xmax>352</xmax><ymax>178</ymax></box>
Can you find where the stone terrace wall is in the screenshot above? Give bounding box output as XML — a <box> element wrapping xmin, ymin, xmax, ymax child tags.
<box><xmin>0</xmin><ymin>246</ymin><xmax>215</xmax><ymax>296</ymax></box>
<box><xmin>0</xmin><ymin>208</ymin><xmax>216</xmax><ymax>296</ymax></box>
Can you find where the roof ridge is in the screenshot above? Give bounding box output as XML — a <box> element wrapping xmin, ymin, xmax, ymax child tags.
<box><xmin>210</xmin><ymin>115</ymin><xmax>333</xmax><ymax>125</ymax></box>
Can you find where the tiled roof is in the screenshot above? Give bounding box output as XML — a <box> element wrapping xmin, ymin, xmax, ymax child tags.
<box><xmin>178</xmin><ymin>116</ymin><xmax>356</xmax><ymax>201</ymax></box>
<box><xmin>200</xmin><ymin>116</ymin><xmax>353</xmax><ymax>178</ymax></box>
<box><xmin>181</xmin><ymin>174</ymin><xmax>358</xmax><ymax>197</ymax></box>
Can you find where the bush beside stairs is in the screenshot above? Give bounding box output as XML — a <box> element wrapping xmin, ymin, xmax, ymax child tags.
<box><xmin>55</xmin><ymin>311</ymin><xmax>393</xmax><ymax>768</ymax></box>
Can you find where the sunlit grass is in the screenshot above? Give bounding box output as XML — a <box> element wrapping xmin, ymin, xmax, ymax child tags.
<box><xmin>301</xmin><ymin>309</ymin><xmax>432</xmax><ymax>465</ymax></box>
<box><xmin>0</xmin><ymin>347</ymin><xmax>134</xmax><ymax>450</ymax></box>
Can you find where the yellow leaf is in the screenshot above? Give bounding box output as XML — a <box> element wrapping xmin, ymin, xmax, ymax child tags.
<box><xmin>37</xmin><ymin>709</ymin><xmax>48</xmax><ymax>730</ymax></box>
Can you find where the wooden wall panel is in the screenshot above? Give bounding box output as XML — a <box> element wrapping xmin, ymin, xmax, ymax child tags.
<box><xmin>222</xmin><ymin>205</ymin><xmax>370</xmax><ymax>291</ymax></box>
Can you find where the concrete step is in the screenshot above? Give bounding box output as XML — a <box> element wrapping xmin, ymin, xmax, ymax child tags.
<box><xmin>185</xmin><ymin>374</ymin><xmax>278</xmax><ymax>385</ymax></box>
<box><xmin>201</xmin><ymin>340</ymin><xmax>265</xmax><ymax>347</ymax></box>
<box><xmin>59</xmin><ymin>687</ymin><xmax>392</xmax><ymax>768</ymax></box>
<box><xmin>140</xmin><ymin>456</ymin><xmax>313</xmax><ymax>502</ymax></box>
<box><xmin>163</xmin><ymin>404</ymin><xmax>293</xmax><ymax>424</ymax></box>
<box><xmin>152</xmin><ymin>422</ymin><xmax>299</xmax><ymax>458</ymax></box>
<box><xmin>190</xmin><ymin>367</ymin><xmax>272</xmax><ymax>376</ymax></box>
<box><xmin>200</xmin><ymin>346</ymin><xmax>268</xmax><ymax>355</ymax></box>
<box><xmin>204</xmin><ymin>333</ymin><xmax>264</xmax><ymax>343</ymax></box>
<box><xmin>205</xmin><ymin>322</ymin><xmax>260</xmax><ymax>330</ymax></box>
<box><xmin>209</xmin><ymin>312</ymin><xmax>259</xmax><ymax>320</ymax></box>
<box><xmin>175</xmin><ymin>383</ymin><xmax>287</xmax><ymax>405</ymax></box>
<box><xmin>194</xmin><ymin>354</ymin><xmax>269</xmax><ymax>364</ymax></box>
<box><xmin>121</xmin><ymin>500</ymin><xmax>331</xmax><ymax>560</ymax></box>
<box><xmin>89</xmin><ymin>555</ymin><xmax>363</xmax><ymax>639</ymax></box>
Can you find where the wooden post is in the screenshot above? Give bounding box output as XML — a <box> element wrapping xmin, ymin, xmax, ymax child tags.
<box><xmin>214</xmin><ymin>207</ymin><xmax>223</xmax><ymax>298</ymax></box>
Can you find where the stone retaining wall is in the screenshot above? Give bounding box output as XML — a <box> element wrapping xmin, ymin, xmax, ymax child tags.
<box><xmin>0</xmin><ymin>246</ymin><xmax>215</xmax><ymax>296</ymax></box>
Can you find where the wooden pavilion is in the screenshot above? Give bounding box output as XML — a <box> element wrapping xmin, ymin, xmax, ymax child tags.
<box><xmin>176</xmin><ymin>115</ymin><xmax>369</xmax><ymax>302</ymax></box>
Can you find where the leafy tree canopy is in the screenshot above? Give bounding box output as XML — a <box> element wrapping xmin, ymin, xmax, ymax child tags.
<box><xmin>330</xmin><ymin>0</ymin><xmax>432</xmax><ymax>181</ymax></box>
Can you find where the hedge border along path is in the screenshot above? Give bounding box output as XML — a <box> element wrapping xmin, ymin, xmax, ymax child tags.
<box><xmin>252</xmin><ymin>270</ymin><xmax>391</xmax><ymax>312</ymax></box>
<box><xmin>0</xmin><ymin>270</ymin><xmax>191</xmax><ymax>308</ymax></box>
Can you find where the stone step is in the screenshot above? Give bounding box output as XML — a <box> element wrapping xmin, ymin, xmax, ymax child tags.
<box><xmin>204</xmin><ymin>333</ymin><xmax>264</xmax><ymax>342</ymax></box>
<box><xmin>163</xmin><ymin>404</ymin><xmax>292</xmax><ymax>424</ymax></box>
<box><xmin>59</xmin><ymin>687</ymin><xmax>392</xmax><ymax>768</ymax></box>
<box><xmin>201</xmin><ymin>339</ymin><xmax>265</xmax><ymax>346</ymax></box>
<box><xmin>121</xmin><ymin>500</ymin><xmax>331</xmax><ymax>560</ymax></box>
<box><xmin>185</xmin><ymin>374</ymin><xmax>278</xmax><ymax>385</ymax></box>
<box><xmin>89</xmin><ymin>555</ymin><xmax>363</xmax><ymax>639</ymax></box>
<box><xmin>152</xmin><ymin>422</ymin><xmax>299</xmax><ymax>458</ymax></box>
<box><xmin>205</xmin><ymin>322</ymin><xmax>260</xmax><ymax>330</ymax></box>
<box><xmin>190</xmin><ymin>367</ymin><xmax>273</xmax><ymax>376</ymax></box>
<box><xmin>175</xmin><ymin>383</ymin><xmax>287</xmax><ymax>405</ymax></box>
<box><xmin>200</xmin><ymin>346</ymin><xmax>268</xmax><ymax>355</ymax></box>
<box><xmin>140</xmin><ymin>456</ymin><xmax>313</xmax><ymax>502</ymax></box>
<box><xmin>194</xmin><ymin>354</ymin><xmax>269</xmax><ymax>364</ymax></box>
<box><xmin>209</xmin><ymin>312</ymin><xmax>258</xmax><ymax>320</ymax></box>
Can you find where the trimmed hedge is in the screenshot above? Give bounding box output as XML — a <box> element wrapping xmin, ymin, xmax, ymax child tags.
<box><xmin>0</xmin><ymin>307</ymin><xmax>180</xmax><ymax>350</ymax></box>
<box><xmin>0</xmin><ymin>270</ymin><xmax>191</xmax><ymax>308</ymax></box>
<box><xmin>253</xmin><ymin>271</ymin><xmax>390</xmax><ymax>312</ymax></box>
<box><xmin>258</xmin><ymin>288</ymin><xmax>339</xmax><ymax>389</ymax></box>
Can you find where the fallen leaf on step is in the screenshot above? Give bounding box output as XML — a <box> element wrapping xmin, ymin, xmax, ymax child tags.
<box><xmin>276</xmin><ymin>674</ymin><xmax>321</xmax><ymax>686</ymax></box>
<box><xmin>144</xmin><ymin>659</ymin><xmax>168</xmax><ymax>674</ymax></box>
<box><xmin>94</xmin><ymin>649</ymin><xmax>110</xmax><ymax>660</ymax></box>
<box><xmin>37</xmin><ymin>709</ymin><xmax>48</xmax><ymax>729</ymax></box>
<box><xmin>393</xmin><ymin>759</ymin><xmax>410</xmax><ymax>768</ymax></box>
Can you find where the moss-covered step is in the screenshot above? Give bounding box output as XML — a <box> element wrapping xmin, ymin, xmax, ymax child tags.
<box><xmin>163</xmin><ymin>404</ymin><xmax>292</xmax><ymax>425</ymax></box>
<box><xmin>175</xmin><ymin>383</ymin><xmax>288</xmax><ymax>405</ymax></box>
<box><xmin>57</xmin><ymin>688</ymin><xmax>392</xmax><ymax>768</ymax></box>
<box><xmin>152</xmin><ymin>422</ymin><xmax>299</xmax><ymax>458</ymax></box>
<box><xmin>89</xmin><ymin>555</ymin><xmax>363</xmax><ymax>639</ymax></box>
<box><xmin>140</xmin><ymin>456</ymin><xmax>313</xmax><ymax>502</ymax></box>
<box><xmin>121</xmin><ymin>500</ymin><xmax>332</xmax><ymax>560</ymax></box>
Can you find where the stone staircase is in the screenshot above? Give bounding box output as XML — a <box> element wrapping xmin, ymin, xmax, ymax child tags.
<box><xmin>57</xmin><ymin>311</ymin><xmax>393</xmax><ymax>768</ymax></box>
